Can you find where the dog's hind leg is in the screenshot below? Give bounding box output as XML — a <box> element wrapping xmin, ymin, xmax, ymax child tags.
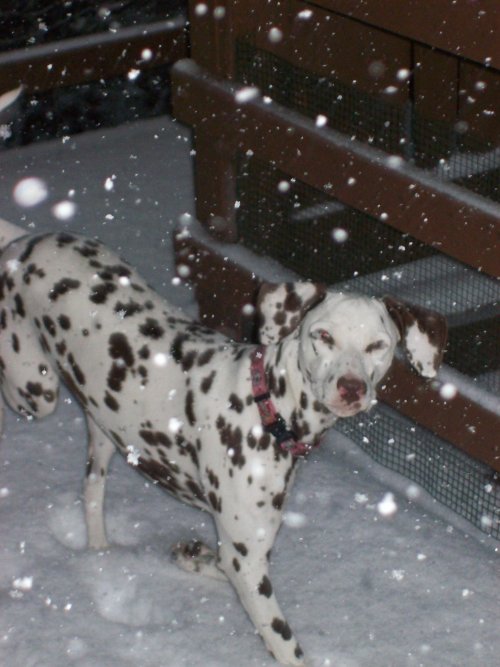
<box><xmin>0</xmin><ymin>319</ymin><xmax>59</xmax><ymax>421</ymax></box>
<box><xmin>84</xmin><ymin>417</ymin><xmax>115</xmax><ymax>550</ymax></box>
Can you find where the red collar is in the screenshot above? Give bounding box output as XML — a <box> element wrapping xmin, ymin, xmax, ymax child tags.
<box><xmin>250</xmin><ymin>346</ymin><xmax>313</xmax><ymax>457</ymax></box>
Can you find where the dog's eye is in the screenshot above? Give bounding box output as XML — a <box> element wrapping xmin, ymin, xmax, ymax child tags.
<box><xmin>317</xmin><ymin>329</ymin><xmax>335</xmax><ymax>346</ymax></box>
<box><xmin>366</xmin><ymin>340</ymin><xmax>387</xmax><ymax>353</ymax></box>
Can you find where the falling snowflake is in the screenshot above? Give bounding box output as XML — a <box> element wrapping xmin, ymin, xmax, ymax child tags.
<box><xmin>268</xmin><ymin>27</ymin><xmax>283</xmax><ymax>43</ymax></box>
<box><xmin>104</xmin><ymin>176</ymin><xmax>115</xmax><ymax>191</ymax></box>
<box><xmin>52</xmin><ymin>200</ymin><xmax>77</xmax><ymax>220</ymax></box>
<box><xmin>235</xmin><ymin>86</ymin><xmax>260</xmax><ymax>103</ymax></box>
<box><xmin>168</xmin><ymin>417</ymin><xmax>183</xmax><ymax>434</ymax></box>
<box><xmin>377</xmin><ymin>492</ymin><xmax>397</xmax><ymax>517</ymax></box>
<box><xmin>126</xmin><ymin>446</ymin><xmax>140</xmax><ymax>466</ymax></box>
<box><xmin>13</xmin><ymin>177</ymin><xmax>48</xmax><ymax>207</ymax></box>
<box><xmin>153</xmin><ymin>353</ymin><xmax>169</xmax><ymax>367</ymax></box>
<box><xmin>439</xmin><ymin>383</ymin><xmax>457</xmax><ymax>400</ymax></box>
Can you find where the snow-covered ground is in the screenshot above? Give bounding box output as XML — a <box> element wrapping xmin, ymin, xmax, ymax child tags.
<box><xmin>0</xmin><ymin>117</ymin><xmax>498</xmax><ymax>667</ymax></box>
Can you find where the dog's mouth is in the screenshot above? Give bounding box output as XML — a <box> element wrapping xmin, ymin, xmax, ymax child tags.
<box><xmin>327</xmin><ymin>394</ymin><xmax>375</xmax><ymax>418</ymax></box>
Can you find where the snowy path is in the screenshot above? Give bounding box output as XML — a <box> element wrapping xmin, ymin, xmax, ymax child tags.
<box><xmin>0</xmin><ymin>117</ymin><xmax>498</xmax><ymax>667</ymax></box>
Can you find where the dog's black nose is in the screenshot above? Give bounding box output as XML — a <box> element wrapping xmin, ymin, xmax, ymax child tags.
<box><xmin>337</xmin><ymin>376</ymin><xmax>367</xmax><ymax>404</ymax></box>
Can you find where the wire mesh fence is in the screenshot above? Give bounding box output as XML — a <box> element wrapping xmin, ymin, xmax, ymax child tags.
<box><xmin>236</xmin><ymin>40</ymin><xmax>500</xmax><ymax>203</ymax></box>
<box><xmin>234</xmin><ymin>40</ymin><xmax>500</xmax><ymax>537</ymax></box>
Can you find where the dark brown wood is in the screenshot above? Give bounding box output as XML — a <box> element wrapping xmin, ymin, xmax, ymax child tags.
<box><xmin>458</xmin><ymin>62</ymin><xmax>500</xmax><ymax>143</ymax></box>
<box><xmin>380</xmin><ymin>361</ymin><xmax>500</xmax><ymax>472</ymax></box>
<box><xmin>413</xmin><ymin>45</ymin><xmax>458</xmax><ymax>123</ymax></box>
<box><xmin>284</xmin><ymin>3</ymin><xmax>411</xmax><ymax>103</ymax></box>
<box><xmin>192</xmin><ymin>130</ymin><xmax>239</xmax><ymax>239</ymax></box>
<box><xmin>311</xmin><ymin>0</ymin><xmax>500</xmax><ymax>70</ymax></box>
<box><xmin>174</xmin><ymin>232</ymin><xmax>259</xmax><ymax>341</ymax></box>
<box><xmin>0</xmin><ymin>18</ymin><xmax>187</xmax><ymax>94</ymax></box>
<box><xmin>174</xmin><ymin>233</ymin><xmax>500</xmax><ymax>473</ymax></box>
<box><xmin>172</xmin><ymin>59</ymin><xmax>500</xmax><ymax>277</ymax></box>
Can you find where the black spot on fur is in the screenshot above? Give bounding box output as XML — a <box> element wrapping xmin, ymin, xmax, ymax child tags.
<box><xmin>58</xmin><ymin>314</ymin><xmax>71</xmax><ymax>330</ymax></box>
<box><xmin>107</xmin><ymin>362</ymin><xmax>127</xmax><ymax>391</ymax></box>
<box><xmin>185</xmin><ymin>390</ymin><xmax>196</xmax><ymax>426</ymax></box>
<box><xmin>197</xmin><ymin>348</ymin><xmax>215</xmax><ymax>366</ymax></box>
<box><xmin>42</xmin><ymin>315</ymin><xmax>57</xmax><ymax>337</ymax></box>
<box><xmin>108</xmin><ymin>332</ymin><xmax>135</xmax><ymax>367</ymax></box>
<box><xmin>104</xmin><ymin>391</ymin><xmax>119</xmax><ymax>411</ymax></box>
<box><xmin>11</xmin><ymin>333</ymin><xmax>20</xmax><ymax>353</ymax></box>
<box><xmin>57</xmin><ymin>362</ymin><xmax>88</xmax><ymax>407</ymax></box>
<box><xmin>232</xmin><ymin>558</ymin><xmax>240</xmax><ymax>572</ymax></box>
<box><xmin>229</xmin><ymin>393</ymin><xmax>244</xmax><ymax>413</ymax></box>
<box><xmin>136</xmin><ymin>458</ymin><xmax>182</xmax><ymax>495</ymax></box>
<box><xmin>181</xmin><ymin>350</ymin><xmax>197</xmax><ymax>372</ymax></box>
<box><xmin>206</xmin><ymin>468</ymin><xmax>219</xmax><ymax>488</ymax></box>
<box><xmin>186</xmin><ymin>479</ymin><xmax>206</xmax><ymax>504</ymax></box>
<box><xmin>26</xmin><ymin>381</ymin><xmax>42</xmax><ymax>396</ymax></box>
<box><xmin>56</xmin><ymin>232</ymin><xmax>77</xmax><ymax>247</ymax></box>
<box><xmin>139</xmin><ymin>317</ymin><xmax>165</xmax><ymax>339</ymax></box>
<box><xmin>55</xmin><ymin>340</ymin><xmax>66</xmax><ymax>356</ymax></box>
<box><xmin>90</xmin><ymin>282</ymin><xmax>117</xmax><ymax>304</ymax></box>
<box><xmin>258</xmin><ymin>575</ymin><xmax>273</xmax><ymax>598</ymax></box>
<box><xmin>74</xmin><ymin>239</ymin><xmax>100</xmax><ymax>258</ymax></box>
<box><xmin>233</xmin><ymin>542</ymin><xmax>248</xmax><ymax>557</ymax></box>
<box><xmin>19</xmin><ymin>234</ymin><xmax>49</xmax><ymax>263</ymax></box>
<box><xmin>22</xmin><ymin>263</ymin><xmax>45</xmax><ymax>285</ymax></box>
<box><xmin>14</xmin><ymin>293</ymin><xmax>25</xmax><ymax>317</ymax></box>
<box><xmin>272</xmin><ymin>492</ymin><xmax>285</xmax><ymax>511</ymax></box>
<box><xmin>200</xmin><ymin>371</ymin><xmax>216</xmax><ymax>393</ymax></box>
<box><xmin>208</xmin><ymin>491</ymin><xmax>222</xmax><ymax>513</ymax></box>
<box><xmin>170</xmin><ymin>333</ymin><xmax>189</xmax><ymax>363</ymax></box>
<box><xmin>271</xmin><ymin>618</ymin><xmax>292</xmax><ymax>641</ymax></box>
<box><xmin>216</xmin><ymin>416</ymin><xmax>245</xmax><ymax>468</ymax></box>
<box><xmin>114</xmin><ymin>300</ymin><xmax>144</xmax><ymax>318</ymax></box>
<box><xmin>49</xmin><ymin>278</ymin><xmax>81</xmax><ymax>301</ymax></box>
<box><xmin>68</xmin><ymin>353</ymin><xmax>86</xmax><ymax>385</ymax></box>
<box><xmin>138</xmin><ymin>345</ymin><xmax>150</xmax><ymax>360</ymax></box>
<box><xmin>139</xmin><ymin>429</ymin><xmax>172</xmax><ymax>448</ymax></box>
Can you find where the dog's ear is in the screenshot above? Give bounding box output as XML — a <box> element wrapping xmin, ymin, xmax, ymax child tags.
<box><xmin>383</xmin><ymin>296</ymin><xmax>448</xmax><ymax>378</ymax></box>
<box><xmin>257</xmin><ymin>282</ymin><xmax>327</xmax><ymax>344</ymax></box>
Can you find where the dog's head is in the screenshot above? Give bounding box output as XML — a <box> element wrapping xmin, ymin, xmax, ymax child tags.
<box><xmin>257</xmin><ymin>282</ymin><xmax>447</xmax><ymax>418</ymax></box>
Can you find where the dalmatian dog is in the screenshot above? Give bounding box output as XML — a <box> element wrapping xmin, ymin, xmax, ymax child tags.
<box><xmin>0</xmin><ymin>219</ymin><xmax>447</xmax><ymax>666</ymax></box>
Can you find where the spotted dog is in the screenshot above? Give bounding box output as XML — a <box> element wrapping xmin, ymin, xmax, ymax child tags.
<box><xmin>0</xmin><ymin>220</ymin><xmax>447</xmax><ymax>666</ymax></box>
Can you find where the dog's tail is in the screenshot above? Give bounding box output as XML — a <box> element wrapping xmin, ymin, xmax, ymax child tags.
<box><xmin>0</xmin><ymin>218</ymin><xmax>27</xmax><ymax>250</ymax></box>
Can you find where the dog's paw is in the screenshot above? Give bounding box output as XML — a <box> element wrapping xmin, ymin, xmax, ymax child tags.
<box><xmin>171</xmin><ymin>540</ymin><xmax>227</xmax><ymax>582</ymax></box>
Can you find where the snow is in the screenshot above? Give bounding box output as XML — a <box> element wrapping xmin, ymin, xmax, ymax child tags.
<box><xmin>0</xmin><ymin>117</ymin><xmax>499</xmax><ymax>667</ymax></box>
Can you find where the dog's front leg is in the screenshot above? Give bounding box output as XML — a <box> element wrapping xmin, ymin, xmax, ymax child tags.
<box><xmin>84</xmin><ymin>416</ymin><xmax>115</xmax><ymax>549</ymax></box>
<box><xmin>215</xmin><ymin>519</ymin><xmax>305</xmax><ymax>666</ymax></box>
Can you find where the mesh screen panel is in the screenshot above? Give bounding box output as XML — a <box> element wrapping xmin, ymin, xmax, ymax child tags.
<box><xmin>235</xmin><ymin>155</ymin><xmax>500</xmax><ymax>539</ymax></box>
<box><xmin>236</xmin><ymin>40</ymin><xmax>500</xmax><ymax>203</ymax></box>
<box><xmin>335</xmin><ymin>405</ymin><xmax>499</xmax><ymax>540</ymax></box>
<box><xmin>234</xmin><ymin>39</ymin><xmax>499</xmax><ymax>538</ymax></box>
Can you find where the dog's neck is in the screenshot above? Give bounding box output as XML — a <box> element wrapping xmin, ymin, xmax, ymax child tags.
<box><xmin>262</xmin><ymin>339</ymin><xmax>337</xmax><ymax>446</ymax></box>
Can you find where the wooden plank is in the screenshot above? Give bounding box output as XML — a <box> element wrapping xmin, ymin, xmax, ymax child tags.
<box><xmin>459</xmin><ymin>62</ymin><xmax>500</xmax><ymax>144</ymax></box>
<box><xmin>174</xmin><ymin>233</ymin><xmax>500</xmax><ymax>472</ymax></box>
<box><xmin>413</xmin><ymin>45</ymin><xmax>458</xmax><ymax>123</ymax></box>
<box><xmin>0</xmin><ymin>18</ymin><xmax>187</xmax><ymax>93</ymax></box>
<box><xmin>310</xmin><ymin>0</ymin><xmax>500</xmax><ymax>70</ymax></box>
<box><xmin>192</xmin><ymin>130</ymin><xmax>238</xmax><ymax>238</ymax></box>
<box><xmin>287</xmin><ymin>2</ymin><xmax>411</xmax><ymax>103</ymax></box>
<box><xmin>172</xmin><ymin>60</ymin><xmax>500</xmax><ymax>277</ymax></box>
